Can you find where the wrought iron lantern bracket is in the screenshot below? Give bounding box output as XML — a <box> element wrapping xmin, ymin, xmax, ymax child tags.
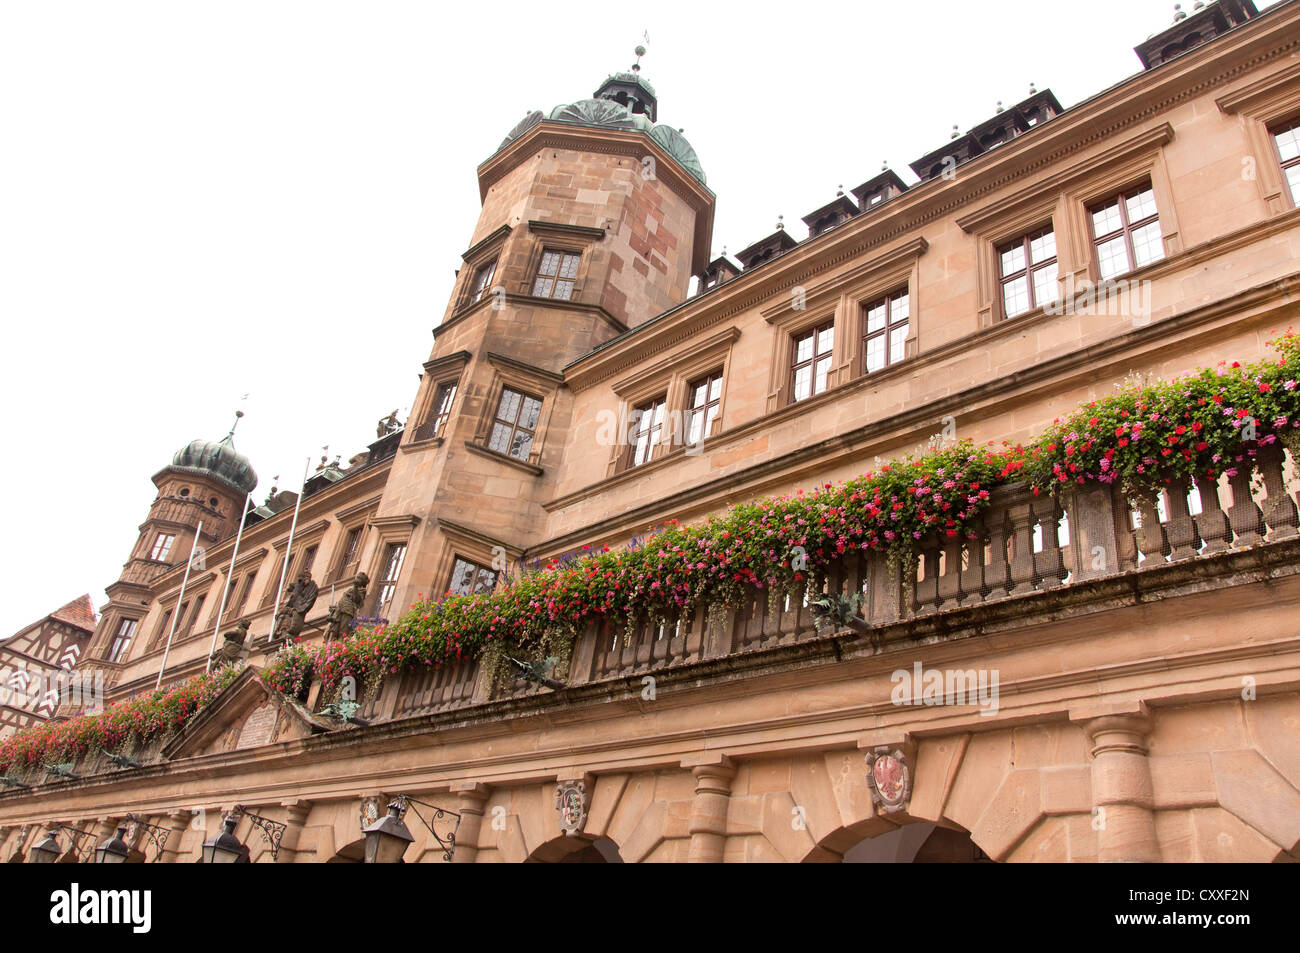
<box><xmin>125</xmin><ymin>813</ymin><xmax>171</xmax><ymax>862</ymax></box>
<box><xmin>231</xmin><ymin>805</ymin><xmax>287</xmax><ymax>862</ymax></box>
<box><xmin>392</xmin><ymin>794</ymin><xmax>462</xmax><ymax>862</ymax></box>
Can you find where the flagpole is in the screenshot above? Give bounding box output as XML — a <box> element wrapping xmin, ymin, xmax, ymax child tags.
<box><xmin>206</xmin><ymin>490</ymin><xmax>252</xmax><ymax>673</ymax></box>
<box><xmin>271</xmin><ymin>457</ymin><xmax>311</xmax><ymax>644</ymax></box>
<box><xmin>156</xmin><ymin>521</ymin><xmax>203</xmax><ymax>690</ymax></box>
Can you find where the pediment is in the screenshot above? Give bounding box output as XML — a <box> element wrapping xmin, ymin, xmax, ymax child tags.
<box><xmin>162</xmin><ymin>668</ymin><xmax>332</xmax><ymax>760</ymax></box>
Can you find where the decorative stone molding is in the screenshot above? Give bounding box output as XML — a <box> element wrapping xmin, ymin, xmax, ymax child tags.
<box><xmin>555</xmin><ymin>779</ymin><xmax>590</xmax><ymax>836</ymax></box>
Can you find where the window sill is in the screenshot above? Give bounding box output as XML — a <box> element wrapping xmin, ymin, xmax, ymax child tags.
<box><xmin>401</xmin><ymin>435</ymin><xmax>444</xmax><ymax>455</ymax></box>
<box><xmin>464</xmin><ymin>441</ymin><xmax>544</xmax><ymax>476</ymax></box>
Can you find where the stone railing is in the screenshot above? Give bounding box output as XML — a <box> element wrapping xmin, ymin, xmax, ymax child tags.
<box><xmin>334</xmin><ymin>445</ymin><xmax>1300</xmax><ymax>724</ymax></box>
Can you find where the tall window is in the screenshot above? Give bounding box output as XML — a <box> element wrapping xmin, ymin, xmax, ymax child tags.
<box><xmin>152</xmin><ymin>609</ymin><xmax>174</xmax><ymax>648</ymax></box>
<box><xmin>628</xmin><ymin>396</ymin><xmax>667</xmax><ymax>468</ymax></box>
<box><xmin>447</xmin><ymin>556</ymin><xmax>498</xmax><ymax>597</ymax></box>
<box><xmin>233</xmin><ymin>574</ymin><xmax>255</xmax><ymax>615</ymax></box>
<box><xmin>686</xmin><ymin>371</ymin><xmax>724</xmax><ymax>445</ymax></box>
<box><xmin>532</xmin><ymin>249</ymin><xmax>580</xmax><ymax>300</ymax></box>
<box><xmin>1274</xmin><ymin>118</ymin><xmax>1300</xmax><ymax>204</ymax></box>
<box><xmin>420</xmin><ymin>380</ymin><xmax>458</xmax><ymax>440</ymax></box>
<box><xmin>1090</xmin><ymin>184</ymin><xmax>1163</xmax><ymax>280</ymax></box>
<box><xmin>863</xmin><ymin>291</ymin><xmax>909</xmax><ymax>373</ymax></box>
<box><xmin>334</xmin><ymin>527</ymin><xmax>362</xmax><ymax>581</ymax></box>
<box><xmin>469</xmin><ymin>259</ymin><xmax>497</xmax><ymax>303</ymax></box>
<box><xmin>375</xmin><ymin>543</ymin><xmax>407</xmax><ymax>615</ymax></box>
<box><xmin>998</xmin><ymin>228</ymin><xmax>1058</xmax><ymax>318</ymax></box>
<box><xmin>185</xmin><ymin>595</ymin><xmax>206</xmax><ymax>635</ymax></box>
<box><xmin>106</xmin><ymin>619</ymin><xmax>137</xmax><ymax>664</ymax></box>
<box><xmin>149</xmin><ymin>533</ymin><xmax>175</xmax><ymax>562</ymax></box>
<box><xmin>488</xmin><ymin>388</ymin><xmax>543</xmax><ymax>461</ymax></box>
<box><xmin>792</xmin><ymin>322</ymin><xmax>834</xmax><ymax>401</ymax></box>
<box><xmin>300</xmin><ymin>545</ymin><xmax>318</xmax><ymax>577</ymax></box>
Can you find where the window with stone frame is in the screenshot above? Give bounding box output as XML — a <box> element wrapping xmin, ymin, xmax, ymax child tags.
<box><xmin>1089</xmin><ymin>183</ymin><xmax>1164</xmax><ymax>280</ymax></box>
<box><xmin>1273</xmin><ymin>117</ymin><xmax>1300</xmax><ymax>205</ymax></box>
<box><xmin>862</xmin><ymin>291</ymin><xmax>910</xmax><ymax>373</ymax></box>
<box><xmin>300</xmin><ymin>545</ymin><xmax>318</xmax><ymax>578</ymax></box>
<box><xmin>627</xmin><ymin>395</ymin><xmax>667</xmax><ymax>468</ymax></box>
<box><xmin>106</xmin><ymin>619</ymin><xmax>137</xmax><ymax>664</ymax></box>
<box><xmin>469</xmin><ymin>259</ymin><xmax>498</xmax><ymax>304</ymax></box>
<box><xmin>149</xmin><ymin>533</ymin><xmax>175</xmax><ymax>562</ymax></box>
<box><xmin>331</xmin><ymin>526</ymin><xmax>363</xmax><ymax>582</ymax></box>
<box><xmin>488</xmin><ymin>387</ymin><xmax>543</xmax><ymax>461</ymax></box>
<box><xmin>791</xmin><ymin>321</ymin><xmax>834</xmax><ymax>401</ymax></box>
<box><xmin>686</xmin><ymin>370</ymin><xmax>724</xmax><ymax>445</ymax></box>
<box><xmin>182</xmin><ymin>595</ymin><xmax>206</xmax><ymax>636</ymax></box>
<box><xmin>416</xmin><ymin>380</ymin><xmax>458</xmax><ymax>441</ymax></box>
<box><xmin>531</xmin><ymin>249</ymin><xmax>581</xmax><ymax>300</ymax></box>
<box><xmin>261</xmin><ymin>554</ymin><xmax>287</xmax><ymax>608</ymax></box>
<box><xmin>447</xmin><ymin>555</ymin><xmax>498</xmax><ymax>598</ymax></box>
<box><xmin>375</xmin><ymin>542</ymin><xmax>407</xmax><ymax>616</ymax></box>
<box><xmin>232</xmin><ymin>573</ymin><xmax>255</xmax><ymax>615</ymax></box>
<box><xmin>151</xmin><ymin>608</ymin><xmax>174</xmax><ymax>649</ymax></box>
<box><xmin>997</xmin><ymin>227</ymin><xmax>1058</xmax><ymax>319</ymax></box>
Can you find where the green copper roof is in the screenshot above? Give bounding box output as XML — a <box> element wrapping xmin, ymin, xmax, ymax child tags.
<box><xmin>495</xmin><ymin>81</ymin><xmax>706</xmax><ymax>186</ymax></box>
<box><xmin>170</xmin><ymin>436</ymin><xmax>258</xmax><ymax>494</ymax></box>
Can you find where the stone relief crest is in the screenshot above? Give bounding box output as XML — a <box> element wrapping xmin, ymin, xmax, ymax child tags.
<box><xmin>864</xmin><ymin>746</ymin><xmax>911</xmax><ymax>813</ymax></box>
<box><xmin>554</xmin><ymin>780</ymin><xmax>589</xmax><ymax>836</ymax></box>
<box><xmin>359</xmin><ymin>796</ymin><xmax>382</xmax><ymax>831</ymax></box>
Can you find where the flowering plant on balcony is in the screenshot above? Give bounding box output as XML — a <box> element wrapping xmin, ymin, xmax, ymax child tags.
<box><xmin>0</xmin><ymin>666</ymin><xmax>239</xmax><ymax>776</ymax></box>
<box><xmin>1023</xmin><ymin>329</ymin><xmax>1300</xmax><ymax>496</ymax></box>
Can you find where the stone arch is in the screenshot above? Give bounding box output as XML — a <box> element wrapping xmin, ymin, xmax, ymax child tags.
<box><xmin>527</xmin><ymin>835</ymin><xmax>623</xmax><ymax>863</ymax></box>
<box><xmin>802</xmin><ymin>815</ymin><xmax>991</xmax><ymax>863</ymax></box>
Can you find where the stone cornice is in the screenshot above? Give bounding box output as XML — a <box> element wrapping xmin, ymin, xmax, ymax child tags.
<box><xmin>485</xmin><ymin>350</ymin><xmax>565</xmax><ymax>385</ymax></box>
<box><xmin>526</xmin><ymin>219</ymin><xmax>608</xmax><ymax>242</ymax></box>
<box><xmin>460</xmin><ymin>224</ymin><xmax>511</xmax><ymax>264</ymax></box>
<box><xmin>571</xmin><ymin>325</ymin><xmax>741</xmax><ymax>395</ymax></box>
<box><xmin>437</xmin><ymin>292</ymin><xmax>628</xmax><ymax>341</ymax></box>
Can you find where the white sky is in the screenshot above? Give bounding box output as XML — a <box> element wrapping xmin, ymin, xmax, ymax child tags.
<box><xmin>0</xmin><ymin>0</ymin><xmax>1280</xmax><ymax>636</ymax></box>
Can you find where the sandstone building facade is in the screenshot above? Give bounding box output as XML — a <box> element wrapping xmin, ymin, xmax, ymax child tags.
<box><xmin>3</xmin><ymin>0</ymin><xmax>1300</xmax><ymax>863</ymax></box>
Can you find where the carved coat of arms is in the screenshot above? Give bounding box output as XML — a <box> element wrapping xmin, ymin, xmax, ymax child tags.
<box><xmin>554</xmin><ymin>780</ymin><xmax>589</xmax><ymax>836</ymax></box>
<box><xmin>864</xmin><ymin>746</ymin><xmax>911</xmax><ymax>813</ymax></box>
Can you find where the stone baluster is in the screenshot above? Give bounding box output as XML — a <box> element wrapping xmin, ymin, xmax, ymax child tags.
<box><xmin>915</xmin><ymin>542</ymin><xmax>940</xmax><ymax>615</ymax></box>
<box><xmin>1132</xmin><ymin>491</ymin><xmax>1168</xmax><ymax>564</ymax></box>
<box><xmin>1193</xmin><ymin>475</ymin><xmax>1231</xmax><ymax>554</ymax></box>
<box><xmin>1162</xmin><ymin>476</ymin><xmax>1202</xmax><ymax>560</ymax></box>
<box><xmin>1006</xmin><ymin>500</ymin><xmax>1037</xmax><ymax>594</ymax></box>
<box><xmin>1257</xmin><ymin>443</ymin><xmax>1299</xmax><ymax>540</ymax></box>
<box><xmin>1226</xmin><ymin>467</ymin><xmax>1264</xmax><ymax>547</ymax></box>
<box><xmin>1109</xmin><ymin>484</ymin><xmax>1140</xmax><ymax>572</ymax></box>
<box><xmin>959</xmin><ymin>519</ymin><xmax>988</xmax><ymax>604</ymax></box>
<box><xmin>937</xmin><ymin>535</ymin><xmax>963</xmax><ymax>610</ymax></box>
<box><xmin>1031</xmin><ymin>495</ymin><xmax>1066</xmax><ymax>586</ymax></box>
<box><xmin>984</xmin><ymin>508</ymin><xmax>1010</xmax><ymax>600</ymax></box>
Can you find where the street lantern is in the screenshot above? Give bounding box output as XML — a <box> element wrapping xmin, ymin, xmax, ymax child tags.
<box><xmin>201</xmin><ymin>816</ymin><xmax>245</xmax><ymax>863</ymax></box>
<box><xmin>362</xmin><ymin>802</ymin><xmax>414</xmax><ymax>863</ymax></box>
<box><xmin>28</xmin><ymin>833</ymin><xmax>62</xmax><ymax>864</ymax></box>
<box><xmin>94</xmin><ymin>826</ymin><xmax>130</xmax><ymax>864</ymax></box>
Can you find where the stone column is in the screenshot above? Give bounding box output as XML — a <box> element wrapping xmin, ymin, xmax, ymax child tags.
<box><xmin>158</xmin><ymin>810</ymin><xmax>193</xmax><ymax>863</ymax></box>
<box><xmin>276</xmin><ymin>799</ymin><xmax>314</xmax><ymax>862</ymax></box>
<box><xmin>1071</xmin><ymin>702</ymin><xmax>1160</xmax><ymax>862</ymax></box>
<box><xmin>449</xmin><ymin>782</ymin><xmax>491</xmax><ymax>864</ymax></box>
<box><xmin>685</xmin><ymin>754</ymin><xmax>735</xmax><ymax>863</ymax></box>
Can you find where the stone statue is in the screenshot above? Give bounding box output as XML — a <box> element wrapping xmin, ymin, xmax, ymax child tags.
<box><xmin>210</xmin><ymin>619</ymin><xmax>250</xmax><ymax>668</ymax></box>
<box><xmin>324</xmin><ymin>572</ymin><xmax>369</xmax><ymax>639</ymax></box>
<box><xmin>274</xmin><ymin>569</ymin><xmax>319</xmax><ymax>640</ymax></box>
<box><xmin>376</xmin><ymin>410</ymin><xmax>400</xmax><ymax>439</ymax></box>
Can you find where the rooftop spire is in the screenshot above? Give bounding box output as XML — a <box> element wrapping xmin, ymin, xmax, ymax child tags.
<box><xmin>221</xmin><ymin>409</ymin><xmax>244</xmax><ymax>448</ymax></box>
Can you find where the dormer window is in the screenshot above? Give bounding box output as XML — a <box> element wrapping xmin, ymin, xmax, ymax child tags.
<box><xmin>532</xmin><ymin>249</ymin><xmax>581</xmax><ymax>300</ymax></box>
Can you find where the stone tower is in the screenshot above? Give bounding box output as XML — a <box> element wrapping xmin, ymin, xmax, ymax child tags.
<box><xmin>363</xmin><ymin>57</ymin><xmax>716</xmax><ymax>618</ymax></box>
<box><xmin>87</xmin><ymin>418</ymin><xmax>257</xmax><ymax>666</ymax></box>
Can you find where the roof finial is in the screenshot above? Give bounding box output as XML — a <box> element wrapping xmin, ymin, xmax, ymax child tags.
<box><xmin>1029</xmin><ymin>82</ymin><xmax>1037</xmax><ymax>95</ymax></box>
<box><xmin>835</xmin><ymin>183</ymin><xmax>844</xmax><ymax>196</ymax></box>
<box><xmin>222</xmin><ymin>409</ymin><xmax>244</xmax><ymax>446</ymax></box>
<box><xmin>776</xmin><ymin>215</ymin><xmax>785</xmax><ymax>231</ymax></box>
<box><xmin>950</xmin><ymin>124</ymin><xmax>960</xmax><ymax>140</ymax></box>
<box><xmin>1173</xmin><ymin>3</ymin><xmax>1186</xmax><ymax>22</ymax></box>
<box><xmin>632</xmin><ymin>41</ymin><xmax>647</xmax><ymax>73</ymax></box>
<box><xmin>995</xmin><ymin>100</ymin><xmax>1003</xmax><ymax>113</ymax></box>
